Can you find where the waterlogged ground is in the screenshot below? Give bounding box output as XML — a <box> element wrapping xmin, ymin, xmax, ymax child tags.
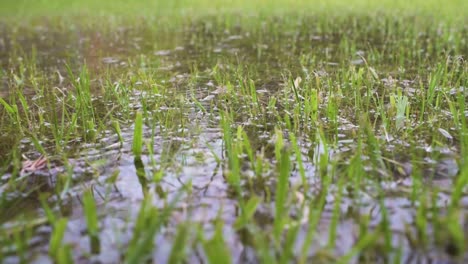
<box><xmin>0</xmin><ymin>15</ymin><xmax>467</xmax><ymax>263</ymax></box>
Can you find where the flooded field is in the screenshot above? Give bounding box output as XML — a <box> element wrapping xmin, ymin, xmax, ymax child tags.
<box><xmin>0</xmin><ymin>2</ymin><xmax>467</xmax><ymax>263</ymax></box>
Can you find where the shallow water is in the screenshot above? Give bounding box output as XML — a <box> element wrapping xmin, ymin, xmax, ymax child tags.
<box><xmin>0</xmin><ymin>17</ymin><xmax>467</xmax><ymax>263</ymax></box>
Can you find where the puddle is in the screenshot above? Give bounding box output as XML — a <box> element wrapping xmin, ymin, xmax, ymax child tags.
<box><xmin>0</xmin><ymin>16</ymin><xmax>467</xmax><ymax>263</ymax></box>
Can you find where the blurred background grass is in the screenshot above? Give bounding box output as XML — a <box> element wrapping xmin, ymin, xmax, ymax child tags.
<box><xmin>1</xmin><ymin>0</ymin><xmax>467</xmax><ymax>22</ymax></box>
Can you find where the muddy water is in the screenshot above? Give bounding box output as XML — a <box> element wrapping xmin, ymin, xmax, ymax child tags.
<box><xmin>0</xmin><ymin>17</ymin><xmax>466</xmax><ymax>263</ymax></box>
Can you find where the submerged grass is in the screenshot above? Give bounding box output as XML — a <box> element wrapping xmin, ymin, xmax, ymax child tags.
<box><xmin>0</xmin><ymin>0</ymin><xmax>467</xmax><ymax>263</ymax></box>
